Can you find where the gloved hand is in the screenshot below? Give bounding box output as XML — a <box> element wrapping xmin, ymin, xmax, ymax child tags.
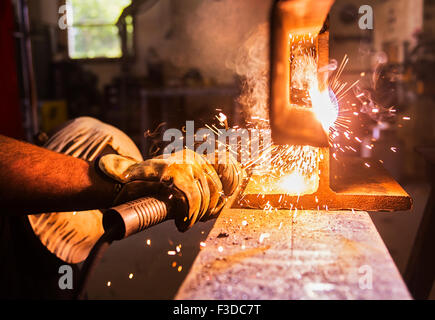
<box><xmin>205</xmin><ymin>151</ymin><xmax>242</xmax><ymax>203</ymax></box>
<box><xmin>98</xmin><ymin>149</ymin><xmax>242</xmax><ymax>231</ymax></box>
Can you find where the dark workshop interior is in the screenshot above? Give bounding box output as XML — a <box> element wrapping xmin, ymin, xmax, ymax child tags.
<box><xmin>0</xmin><ymin>0</ymin><xmax>435</xmax><ymax>301</ymax></box>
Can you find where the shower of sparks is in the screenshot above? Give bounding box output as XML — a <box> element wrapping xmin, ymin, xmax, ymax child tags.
<box><xmin>257</xmin><ymin>145</ymin><xmax>321</xmax><ymax>196</ymax></box>
<box><xmin>235</xmin><ymin>45</ymin><xmax>409</xmax><ymax>205</ymax></box>
<box><xmin>241</xmin><ymin>35</ymin><xmax>337</xmax><ymax>196</ymax></box>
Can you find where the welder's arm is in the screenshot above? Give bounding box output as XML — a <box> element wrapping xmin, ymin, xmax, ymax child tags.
<box><xmin>0</xmin><ymin>135</ymin><xmax>118</xmax><ymax>215</ymax></box>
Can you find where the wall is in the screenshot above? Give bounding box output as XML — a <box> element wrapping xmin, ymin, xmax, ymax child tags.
<box><xmin>28</xmin><ymin>0</ymin><xmax>274</xmax><ymax>88</ymax></box>
<box><xmin>424</xmin><ymin>0</ymin><xmax>435</xmax><ymax>35</ymax></box>
<box><xmin>373</xmin><ymin>0</ymin><xmax>423</xmax><ymax>63</ymax></box>
<box><xmin>132</xmin><ymin>0</ymin><xmax>272</xmax><ymax>83</ymax></box>
<box><xmin>329</xmin><ymin>0</ymin><xmax>376</xmax><ymax>75</ymax></box>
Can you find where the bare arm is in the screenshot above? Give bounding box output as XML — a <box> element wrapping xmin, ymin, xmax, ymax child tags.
<box><xmin>0</xmin><ymin>135</ymin><xmax>118</xmax><ymax>215</ymax></box>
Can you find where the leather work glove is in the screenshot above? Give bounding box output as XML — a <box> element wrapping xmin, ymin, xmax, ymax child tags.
<box><xmin>97</xmin><ymin>149</ymin><xmax>242</xmax><ymax>232</ymax></box>
<box><xmin>205</xmin><ymin>151</ymin><xmax>242</xmax><ymax>200</ymax></box>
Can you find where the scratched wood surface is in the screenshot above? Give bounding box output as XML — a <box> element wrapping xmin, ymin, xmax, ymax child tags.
<box><xmin>176</xmin><ymin>209</ymin><xmax>411</xmax><ymax>300</ymax></box>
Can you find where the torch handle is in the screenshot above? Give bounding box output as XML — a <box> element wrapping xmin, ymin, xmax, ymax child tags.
<box><xmin>77</xmin><ymin>197</ymin><xmax>170</xmax><ymax>299</ymax></box>
<box><xmin>102</xmin><ymin>197</ymin><xmax>169</xmax><ymax>240</ymax></box>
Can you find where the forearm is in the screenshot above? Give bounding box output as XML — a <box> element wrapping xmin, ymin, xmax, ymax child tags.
<box><xmin>0</xmin><ymin>135</ymin><xmax>118</xmax><ymax>215</ymax></box>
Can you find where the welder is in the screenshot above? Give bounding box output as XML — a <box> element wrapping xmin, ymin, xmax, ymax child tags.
<box><xmin>0</xmin><ymin>117</ymin><xmax>241</xmax><ymax>298</ymax></box>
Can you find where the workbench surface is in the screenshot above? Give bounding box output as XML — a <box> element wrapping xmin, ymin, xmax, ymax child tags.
<box><xmin>176</xmin><ymin>209</ymin><xmax>411</xmax><ymax>300</ymax></box>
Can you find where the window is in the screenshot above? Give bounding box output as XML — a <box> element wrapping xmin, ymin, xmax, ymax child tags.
<box><xmin>66</xmin><ymin>0</ymin><xmax>132</xmax><ymax>59</ymax></box>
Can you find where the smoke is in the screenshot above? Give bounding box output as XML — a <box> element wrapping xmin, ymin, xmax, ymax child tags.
<box><xmin>138</xmin><ymin>0</ymin><xmax>274</xmax><ymax>126</ymax></box>
<box><xmin>165</xmin><ymin>0</ymin><xmax>272</xmax><ymax>84</ymax></box>
<box><xmin>232</xmin><ymin>24</ymin><xmax>270</xmax><ymax>128</ymax></box>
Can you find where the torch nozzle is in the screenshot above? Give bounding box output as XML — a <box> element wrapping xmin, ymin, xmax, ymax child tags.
<box><xmin>102</xmin><ymin>197</ymin><xmax>172</xmax><ymax>240</ymax></box>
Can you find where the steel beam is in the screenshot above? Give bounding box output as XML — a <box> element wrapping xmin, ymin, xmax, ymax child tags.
<box><xmin>176</xmin><ymin>208</ymin><xmax>411</xmax><ymax>299</ymax></box>
<box><xmin>236</xmin><ymin>149</ymin><xmax>412</xmax><ymax>211</ymax></box>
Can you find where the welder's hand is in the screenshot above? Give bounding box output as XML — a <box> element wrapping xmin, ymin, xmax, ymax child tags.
<box><xmin>209</xmin><ymin>152</ymin><xmax>242</xmax><ymax>196</ymax></box>
<box><xmin>202</xmin><ymin>151</ymin><xmax>243</xmax><ymax>220</ymax></box>
<box><xmin>98</xmin><ymin>150</ymin><xmax>241</xmax><ymax>231</ymax></box>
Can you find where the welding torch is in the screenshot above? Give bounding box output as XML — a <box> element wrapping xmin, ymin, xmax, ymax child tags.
<box><xmin>104</xmin><ymin>188</ymin><xmax>193</xmax><ymax>239</ymax></box>
<box><xmin>76</xmin><ymin>193</ymin><xmax>186</xmax><ymax>299</ymax></box>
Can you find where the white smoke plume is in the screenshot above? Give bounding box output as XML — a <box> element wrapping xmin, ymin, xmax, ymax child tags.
<box><xmin>232</xmin><ymin>23</ymin><xmax>270</xmax><ymax>128</ymax></box>
<box><xmin>163</xmin><ymin>0</ymin><xmax>272</xmax><ymax>84</ymax></box>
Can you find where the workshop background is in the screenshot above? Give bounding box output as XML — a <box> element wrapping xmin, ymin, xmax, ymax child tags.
<box><xmin>1</xmin><ymin>0</ymin><xmax>435</xmax><ymax>299</ymax></box>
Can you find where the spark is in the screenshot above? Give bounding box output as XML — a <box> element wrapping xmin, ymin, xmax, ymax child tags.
<box><xmin>216</xmin><ymin>112</ymin><xmax>228</xmax><ymax>128</ymax></box>
<box><xmin>259</xmin><ymin>233</ymin><xmax>270</xmax><ymax>243</ymax></box>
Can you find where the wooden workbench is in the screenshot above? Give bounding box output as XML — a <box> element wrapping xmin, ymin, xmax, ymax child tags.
<box><xmin>175</xmin><ymin>208</ymin><xmax>411</xmax><ymax>300</ymax></box>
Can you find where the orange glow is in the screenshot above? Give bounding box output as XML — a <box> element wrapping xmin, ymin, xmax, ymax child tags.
<box><xmin>270</xmin><ymin>33</ymin><xmax>337</xmax><ymax>196</ymax></box>
<box><xmin>310</xmin><ymin>86</ymin><xmax>338</xmax><ymax>132</ymax></box>
<box><xmin>288</xmin><ymin>33</ymin><xmax>338</xmax><ymax>133</ymax></box>
<box><xmin>249</xmin><ymin>145</ymin><xmax>319</xmax><ymax>196</ymax></box>
<box><xmin>278</xmin><ymin>170</ymin><xmax>318</xmax><ymax>195</ymax></box>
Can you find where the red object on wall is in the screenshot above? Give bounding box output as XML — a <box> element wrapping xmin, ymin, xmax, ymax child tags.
<box><xmin>0</xmin><ymin>0</ymin><xmax>24</xmax><ymax>139</ymax></box>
